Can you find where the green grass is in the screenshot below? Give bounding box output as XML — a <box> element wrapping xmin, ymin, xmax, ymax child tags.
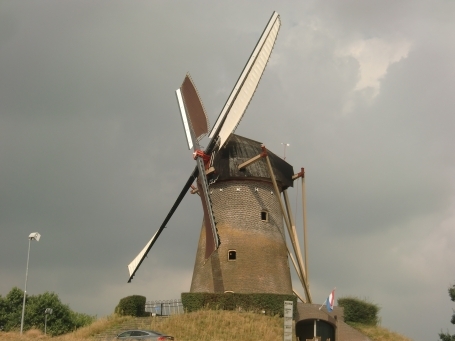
<box><xmin>350</xmin><ymin>323</ymin><xmax>413</xmax><ymax>341</ymax></box>
<box><xmin>0</xmin><ymin>310</ymin><xmax>413</xmax><ymax>341</ymax></box>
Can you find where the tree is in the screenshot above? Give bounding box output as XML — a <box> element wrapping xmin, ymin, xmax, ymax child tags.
<box><xmin>0</xmin><ymin>287</ymin><xmax>24</xmax><ymax>331</ymax></box>
<box><xmin>439</xmin><ymin>284</ymin><xmax>455</xmax><ymax>341</ymax></box>
<box><xmin>25</xmin><ymin>291</ymin><xmax>76</xmax><ymax>335</ymax></box>
<box><xmin>0</xmin><ymin>287</ymin><xmax>94</xmax><ymax>335</ymax></box>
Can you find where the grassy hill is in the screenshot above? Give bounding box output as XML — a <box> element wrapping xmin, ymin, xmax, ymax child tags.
<box><xmin>0</xmin><ymin>310</ymin><xmax>412</xmax><ymax>341</ymax></box>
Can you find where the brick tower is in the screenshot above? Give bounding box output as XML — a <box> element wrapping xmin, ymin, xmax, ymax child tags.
<box><xmin>190</xmin><ymin>134</ymin><xmax>294</xmax><ymax>294</ymax></box>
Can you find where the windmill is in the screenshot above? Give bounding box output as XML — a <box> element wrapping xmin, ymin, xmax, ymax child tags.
<box><xmin>127</xmin><ymin>11</ymin><xmax>312</xmax><ymax>303</ymax></box>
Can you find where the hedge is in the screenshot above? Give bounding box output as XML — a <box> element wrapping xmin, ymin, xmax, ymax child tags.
<box><xmin>115</xmin><ymin>295</ymin><xmax>146</xmax><ymax>317</ymax></box>
<box><xmin>337</xmin><ymin>296</ymin><xmax>380</xmax><ymax>325</ymax></box>
<box><xmin>181</xmin><ymin>292</ymin><xmax>296</xmax><ymax>317</ymax></box>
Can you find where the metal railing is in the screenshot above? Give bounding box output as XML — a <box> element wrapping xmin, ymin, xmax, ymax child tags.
<box><xmin>145</xmin><ymin>299</ymin><xmax>184</xmax><ymax>316</ymax></box>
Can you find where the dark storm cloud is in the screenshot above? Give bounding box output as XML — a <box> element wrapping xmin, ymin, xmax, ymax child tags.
<box><xmin>1</xmin><ymin>2</ymin><xmax>454</xmax><ymax>341</ymax></box>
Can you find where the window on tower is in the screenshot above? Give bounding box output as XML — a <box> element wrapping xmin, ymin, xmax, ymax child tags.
<box><xmin>261</xmin><ymin>210</ymin><xmax>269</xmax><ymax>222</ymax></box>
<box><xmin>228</xmin><ymin>250</ymin><xmax>236</xmax><ymax>261</ymax></box>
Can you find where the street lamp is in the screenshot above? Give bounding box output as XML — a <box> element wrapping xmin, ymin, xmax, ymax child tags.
<box><xmin>44</xmin><ymin>308</ymin><xmax>53</xmax><ymax>335</ymax></box>
<box><xmin>20</xmin><ymin>232</ymin><xmax>41</xmax><ymax>335</ymax></box>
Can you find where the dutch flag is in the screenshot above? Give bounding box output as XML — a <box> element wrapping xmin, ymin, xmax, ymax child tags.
<box><xmin>320</xmin><ymin>288</ymin><xmax>336</xmax><ymax>312</ymax></box>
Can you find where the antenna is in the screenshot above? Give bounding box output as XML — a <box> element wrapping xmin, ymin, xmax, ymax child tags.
<box><xmin>281</xmin><ymin>143</ymin><xmax>290</xmax><ymax>160</ymax></box>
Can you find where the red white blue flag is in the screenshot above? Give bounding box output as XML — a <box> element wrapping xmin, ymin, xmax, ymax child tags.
<box><xmin>325</xmin><ymin>289</ymin><xmax>335</xmax><ymax>312</ymax></box>
<box><xmin>319</xmin><ymin>288</ymin><xmax>336</xmax><ymax>312</ymax></box>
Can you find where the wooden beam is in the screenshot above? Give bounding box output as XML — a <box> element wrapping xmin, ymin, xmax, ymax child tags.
<box><xmin>288</xmin><ymin>250</ymin><xmax>301</xmax><ymax>279</ymax></box>
<box><xmin>293</xmin><ymin>289</ymin><xmax>306</xmax><ymax>304</ymax></box>
<box><xmin>292</xmin><ymin>168</ymin><xmax>305</xmax><ymax>180</ymax></box>
<box><xmin>283</xmin><ymin>189</ymin><xmax>308</xmax><ymax>287</ymax></box>
<box><xmin>291</xmin><ymin>167</ymin><xmax>309</xmax><ymax>281</ymax></box>
<box><xmin>238</xmin><ymin>153</ymin><xmax>263</xmax><ymax>170</ymax></box>
<box><xmin>264</xmin><ymin>152</ymin><xmax>312</xmax><ymax>303</ymax></box>
<box><xmin>286</xmin><ymin>241</ymin><xmax>307</xmax><ymax>303</ymax></box>
<box><xmin>301</xmin><ymin>168</ymin><xmax>309</xmax><ymax>282</ymax></box>
<box><xmin>190</xmin><ymin>185</ymin><xmax>199</xmax><ymax>195</ymax></box>
<box><xmin>238</xmin><ymin>145</ymin><xmax>267</xmax><ymax>170</ymax></box>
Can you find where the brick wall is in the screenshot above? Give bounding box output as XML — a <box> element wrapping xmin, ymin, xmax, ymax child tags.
<box><xmin>190</xmin><ymin>179</ymin><xmax>293</xmax><ymax>294</ymax></box>
<box><xmin>296</xmin><ymin>303</ymin><xmax>372</xmax><ymax>341</ymax></box>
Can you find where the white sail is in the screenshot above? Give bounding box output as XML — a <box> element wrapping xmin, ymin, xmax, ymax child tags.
<box><xmin>127</xmin><ymin>229</ymin><xmax>159</xmax><ymax>280</ymax></box>
<box><xmin>209</xmin><ymin>12</ymin><xmax>281</xmax><ymax>149</ymax></box>
<box><xmin>176</xmin><ymin>88</ymin><xmax>193</xmax><ymax>150</ymax></box>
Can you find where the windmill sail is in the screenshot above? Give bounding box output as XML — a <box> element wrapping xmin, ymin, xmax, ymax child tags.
<box><xmin>127</xmin><ymin>168</ymin><xmax>198</xmax><ymax>282</ymax></box>
<box><xmin>176</xmin><ymin>74</ymin><xmax>219</xmax><ymax>258</ymax></box>
<box><xmin>179</xmin><ymin>74</ymin><xmax>209</xmax><ymax>143</ymax></box>
<box><xmin>208</xmin><ymin>11</ymin><xmax>281</xmax><ymax>150</ymax></box>
<box><xmin>127</xmin><ymin>11</ymin><xmax>281</xmax><ymax>282</ymax></box>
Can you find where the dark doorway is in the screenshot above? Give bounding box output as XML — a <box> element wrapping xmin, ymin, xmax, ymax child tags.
<box><xmin>296</xmin><ymin>319</ymin><xmax>335</xmax><ymax>341</ymax></box>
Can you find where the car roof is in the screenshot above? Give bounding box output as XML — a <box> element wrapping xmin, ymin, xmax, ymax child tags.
<box><xmin>119</xmin><ymin>329</ymin><xmax>164</xmax><ymax>335</ymax></box>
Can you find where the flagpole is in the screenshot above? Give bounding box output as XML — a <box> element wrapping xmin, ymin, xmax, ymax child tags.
<box><xmin>319</xmin><ymin>287</ymin><xmax>336</xmax><ymax>311</ymax></box>
<box><xmin>318</xmin><ymin>300</ymin><xmax>326</xmax><ymax>310</ymax></box>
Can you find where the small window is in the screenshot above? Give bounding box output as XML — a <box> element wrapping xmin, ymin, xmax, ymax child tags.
<box><xmin>228</xmin><ymin>250</ymin><xmax>236</xmax><ymax>261</ymax></box>
<box><xmin>261</xmin><ymin>211</ymin><xmax>268</xmax><ymax>222</ymax></box>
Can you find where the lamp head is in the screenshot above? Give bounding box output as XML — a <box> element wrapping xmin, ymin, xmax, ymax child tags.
<box><xmin>28</xmin><ymin>232</ymin><xmax>41</xmax><ymax>241</ymax></box>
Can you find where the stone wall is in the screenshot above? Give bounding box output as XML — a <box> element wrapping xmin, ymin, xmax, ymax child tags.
<box><xmin>190</xmin><ymin>179</ymin><xmax>292</xmax><ymax>294</ymax></box>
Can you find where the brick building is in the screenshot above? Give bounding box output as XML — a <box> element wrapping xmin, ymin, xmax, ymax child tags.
<box><xmin>190</xmin><ymin>134</ymin><xmax>294</xmax><ymax>294</ymax></box>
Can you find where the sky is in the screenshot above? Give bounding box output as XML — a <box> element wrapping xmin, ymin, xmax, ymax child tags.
<box><xmin>1</xmin><ymin>1</ymin><xmax>454</xmax><ymax>340</ymax></box>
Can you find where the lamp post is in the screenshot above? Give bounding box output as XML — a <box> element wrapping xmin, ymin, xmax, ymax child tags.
<box><xmin>20</xmin><ymin>232</ymin><xmax>41</xmax><ymax>335</ymax></box>
<box><xmin>44</xmin><ymin>308</ymin><xmax>53</xmax><ymax>335</ymax></box>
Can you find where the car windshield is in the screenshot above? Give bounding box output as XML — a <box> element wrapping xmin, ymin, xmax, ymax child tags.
<box><xmin>117</xmin><ymin>331</ymin><xmax>132</xmax><ymax>337</ymax></box>
<box><xmin>117</xmin><ymin>330</ymin><xmax>164</xmax><ymax>338</ymax></box>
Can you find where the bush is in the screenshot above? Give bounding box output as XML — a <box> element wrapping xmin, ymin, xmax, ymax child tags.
<box><xmin>439</xmin><ymin>284</ymin><xmax>455</xmax><ymax>341</ymax></box>
<box><xmin>338</xmin><ymin>296</ymin><xmax>380</xmax><ymax>325</ymax></box>
<box><xmin>181</xmin><ymin>292</ymin><xmax>296</xmax><ymax>317</ymax></box>
<box><xmin>0</xmin><ymin>287</ymin><xmax>94</xmax><ymax>335</ymax></box>
<box><xmin>115</xmin><ymin>295</ymin><xmax>146</xmax><ymax>317</ymax></box>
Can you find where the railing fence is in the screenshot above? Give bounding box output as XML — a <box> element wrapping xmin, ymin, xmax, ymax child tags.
<box><xmin>145</xmin><ymin>299</ymin><xmax>183</xmax><ymax>316</ymax></box>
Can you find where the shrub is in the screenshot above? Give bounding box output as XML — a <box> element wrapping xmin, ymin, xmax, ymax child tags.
<box><xmin>338</xmin><ymin>296</ymin><xmax>380</xmax><ymax>325</ymax></box>
<box><xmin>0</xmin><ymin>287</ymin><xmax>94</xmax><ymax>336</ymax></box>
<box><xmin>439</xmin><ymin>284</ymin><xmax>455</xmax><ymax>341</ymax></box>
<box><xmin>181</xmin><ymin>292</ymin><xmax>296</xmax><ymax>317</ymax></box>
<box><xmin>115</xmin><ymin>295</ymin><xmax>146</xmax><ymax>317</ymax></box>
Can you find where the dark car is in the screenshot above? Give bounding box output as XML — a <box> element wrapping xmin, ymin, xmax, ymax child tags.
<box><xmin>115</xmin><ymin>329</ymin><xmax>174</xmax><ymax>340</ymax></box>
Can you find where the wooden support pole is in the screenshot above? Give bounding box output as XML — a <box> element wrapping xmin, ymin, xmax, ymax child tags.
<box><xmin>293</xmin><ymin>289</ymin><xmax>306</xmax><ymax>304</ymax></box>
<box><xmin>283</xmin><ymin>189</ymin><xmax>308</xmax><ymax>290</ymax></box>
<box><xmin>292</xmin><ymin>168</ymin><xmax>309</xmax><ymax>288</ymax></box>
<box><xmin>264</xmin><ymin>152</ymin><xmax>312</xmax><ymax>303</ymax></box>
<box><xmin>288</xmin><ymin>250</ymin><xmax>301</xmax><ymax>280</ymax></box>
<box><xmin>285</xmin><ymin>237</ymin><xmax>307</xmax><ymax>303</ymax></box>
<box><xmin>301</xmin><ymin>168</ymin><xmax>309</xmax><ymax>283</ymax></box>
<box><xmin>284</xmin><ymin>234</ymin><xmax>307</xmax><ymax>303</ymax></box>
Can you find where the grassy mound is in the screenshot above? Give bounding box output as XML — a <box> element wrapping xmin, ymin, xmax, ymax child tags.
<box><xmin>351</xmin><ymin>323</ymin><xmax>413</xmax><ymax>341</ymax></box>
<box><xmin>0</xmin><ymin>310</ymin><xmax>414</xmax><ymax>341</ymax></box>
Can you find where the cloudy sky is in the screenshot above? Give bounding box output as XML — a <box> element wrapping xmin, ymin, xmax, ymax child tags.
<box><xmin>1</xmin><ymin>1</ymin><xmax>454</xmax><ymax>340</ymax></box>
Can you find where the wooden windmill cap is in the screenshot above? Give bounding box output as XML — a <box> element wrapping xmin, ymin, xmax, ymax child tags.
<box><xmin>211</xmin><ymin>134</ymin><xmax>294</xmax><ymax>189</ymax></box>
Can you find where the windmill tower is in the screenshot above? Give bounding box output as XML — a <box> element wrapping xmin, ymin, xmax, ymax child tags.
<box><xmin>191</xmin><ymin>135</ymin><xmax>294</xmax><ymax>295</ymax></box>
<box><xmin>127</xmin><ymin>12</ymin><xmax>312</xmax><ymax>303</ymax></box>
